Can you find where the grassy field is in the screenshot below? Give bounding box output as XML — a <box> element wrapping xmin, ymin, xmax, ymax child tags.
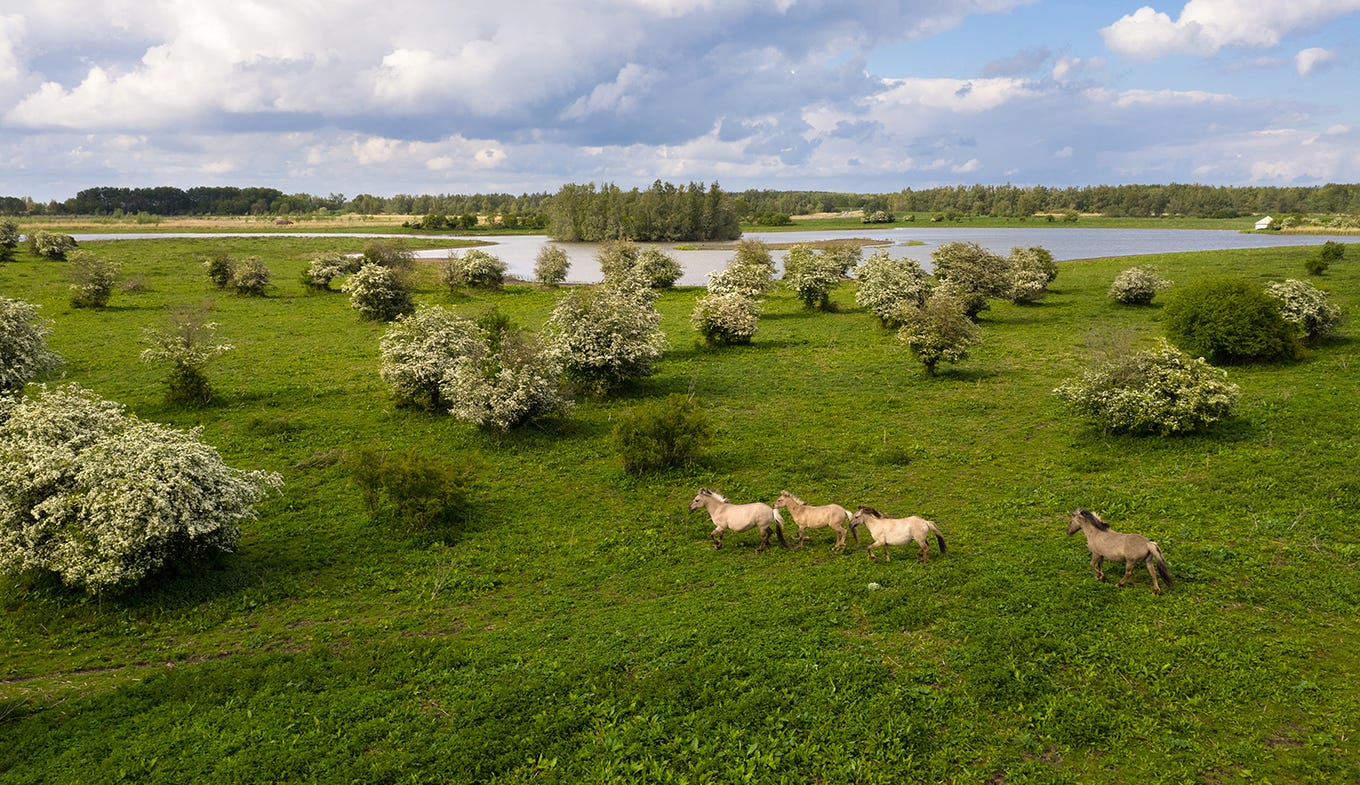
<box><xmin>1</xmin><ymin>234</ymin><xmax>1359</xmax><ymax>783</ymax></box>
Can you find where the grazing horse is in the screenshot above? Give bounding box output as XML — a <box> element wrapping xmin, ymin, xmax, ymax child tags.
<box><xmin>848</xmin><ymin>505</ymin><xmax>947</xmax><ymax>562</ymax></box>
<box><xmin>688</xmin><ymin>489</ymin><xmax>789</xmax><ymax>552</ymax></box>
<box><xmin>773</xmin><ymin>490</ymin><xmax>852</xmax><ymax>551</ymax></box>
<box><xmin>1066</xmin><ymin>509</ymin><xmax>1172</xmax><ymax>595</ymax></box>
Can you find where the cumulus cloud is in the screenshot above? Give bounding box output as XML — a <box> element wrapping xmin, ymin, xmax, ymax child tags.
<box><xmin>1295</xmin><ymin>47</ymin><xmax>1337</xmax><ymax>75</ymax></box>
<box><xmin>1101</xmin><ymin>1</ymin><xmax>1360</xmax><ymax>58</ymax></box>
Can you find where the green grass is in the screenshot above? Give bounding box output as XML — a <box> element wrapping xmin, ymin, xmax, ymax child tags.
<box><xmin>2</xmin><ymin>237</ymin><xmax>1359</xmax><ymax>783</ymax></box>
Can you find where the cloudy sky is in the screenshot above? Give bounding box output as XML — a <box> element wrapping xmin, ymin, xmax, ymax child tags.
<box><xmin>2</xmin><ymin>0</ymin><xmax>1358</xmax><ymax>201</ymax></box>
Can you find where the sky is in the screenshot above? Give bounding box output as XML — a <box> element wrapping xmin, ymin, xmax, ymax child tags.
<box><xmin>1</xmin><ymin>0</ymin><xmax>1359</xmax><ymax>202</ymax></box>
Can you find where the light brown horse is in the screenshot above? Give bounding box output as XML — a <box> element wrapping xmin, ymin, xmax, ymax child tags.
<box><xmin>773</xmin><ymin>490</ymin><xmax>852</xmax><ymax>551</ymax></box>
<box><xmin>688</xmin><ymin>489</ymin><xmax>789</xmax><ymax>552</ymax></box>
<box><xmin>1067</xmin><ymin>509</ymin><xmax>1172</xmax><ymax>595</ymax></box>
<box><xmin>847</xmin><ymin>505</ymin><xmax>947</xmax><ymax>562</ymax></box>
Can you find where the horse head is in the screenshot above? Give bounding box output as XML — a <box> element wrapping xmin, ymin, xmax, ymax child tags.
<box><xmin>1068</xmin><ymin>508</ymin><xmax>1107</xmax><ymax>535</ymax></box>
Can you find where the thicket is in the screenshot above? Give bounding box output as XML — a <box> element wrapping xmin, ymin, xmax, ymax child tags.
<box><xmin>346</xmin><ymin>447</ymin><xmax>478</xmax><ymax>534</ymax></box>
<box><xmin>1162</xmin><ymin>277</ymin><xmax>1300</xmax><ymax>362</ymax></box>
<box><xmin>612</xmin><ymin>394</ymin><xmax>713</xmax><ymax>474</ymax></box>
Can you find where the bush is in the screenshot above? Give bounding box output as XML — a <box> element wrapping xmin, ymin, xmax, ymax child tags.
<box><xmin>230</xmin><ymin>256</ymin><xmax>271</xmax><ymax>296</ymax></box>
<box><xmin>0</xmin><ymin>297</ymin><xmax>62</xmax><ymax>395</ymax></box>
<box><xmin>635</xmin><ymin>248</ymin><xmax>683</xmax><ymax>289</ymax></box>
<box><xmin>597</xmin><ymin>240</ymin><xmax>641</xmax><ymax>284</ymax></box>
<box><xmin>854</xmin><ymin>251</ymin><xmax>932</xmax><ymax>327</ymax></box>
<box><xmin>139</xmin><ymin>308</ymin><xmax>234</xmax><ymax>405</ymax></box>
<box><xmin>302</xmin><ymin>251</ymin><xmax>362</xmax><ymax>290</ymax></box>
<box><xmin>547</xmin><ymin>279</ymin><xmax>666</xmax><ymax>395</ymax></box>
<box><xmin>440</xmin><ymin>331</ymin><xmax>573</xmax><ymax>431</ymax></box>
<box><xmin>1109</xmin><ymin>266</ymin><xmax>1171</xmax><ymax>305</ymax></box>
<box><xmin>29</xmin><ymin>230</ymin><xmax>77</xmax><ymax>260</ymax></box>
<box><xmin>342</xmin><ymin>263</ymin><xmax>415</xmax><ymax>321</ymax></box>
<box><xmin>361</xmin><ymin>240</ymin><xmax>416</xmax><ymax>275</ymax></box>
<box><xmin>1163</xmin><ymin>277</ymin><xmax>1299</xmax><ymax>363</ymax></box>
<box><xmin>346</xmin><ymin>447</ymin><xmax>476</xmax><ymax>534</ymax></box>
<box><xmin>0</xmin><ymin>219</ymin><xmax>19</xmax><ymax>262</ymax></box>
<box><xmin>66</xmin><ymin>250</ymin><xmax>121</xmax><ymax>308</ymax></box>
<box><xmin>534</xmin><ymin>244</ymin><xmax>571</xmax><ymax>286</ymax></box>
<box><xmin>1306</xmin><ymin>240</ymin><xmax>1345</xmax><ymax>275</ymax></box>
<box><xmin>443</xmin><ymin>249</ymin><xmax>508</xmax><ymax>291</ymax></box>
<box><xmin>930</xmin><ymin>241</ymin><xmax>1009</xmax><ymax>317</ymax></box>
<box><xmin>0</xmin><ymin>384</ymin><xmax>282</xmax><ymax>595</ymax></box>
<box><xmin>707</xmin><ymin>242</ymin><xmax>778</xmax><ymax>299</ymax></box>
<box><xmin>203</xmin><ymin>252</ymin><xmax>235</xmax><ymax>288</ymax></box>
<box><xmin>379</xmin><ymin>307</ymin><xmax>485</xmax><ymax>411</ymax></box>
<box><xmin>896</xmin><ymin>291</ymin><xmax>983</xmax><ymax>376</ymax></box>
<box><xmin>692</xmin><ymin>292</ymin><xmax>761</xmax><ymax>346</ymax></box>
<box><xmin>612</xmin><ymin>394</ymin><xmax>713</xmax><ymax>474</ymax></box>
<box><xmin>1006</xmin><ymin>246</ymin><xmax>1057</xmax><ymax>304</ymax></box>
<box><xmin>1265</xmin><ymin>279</ymin><xmax>1343</xmax><ymax>344</ymax></box>
<box><xmin>1053</xmin><ymin>340</ymin><xmax>1240</xmax><ymax>435</ymax></box>
<box><xmin>781</xmin><ymin>244</ymin><xmax>842</xmax><ymax>310</ymax></box>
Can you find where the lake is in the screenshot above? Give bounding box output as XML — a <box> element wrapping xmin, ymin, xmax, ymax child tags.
<box><xmin>76</xmin><ymin>227</ymin><xmax>1344</xmax><ymax>287</ymax></box>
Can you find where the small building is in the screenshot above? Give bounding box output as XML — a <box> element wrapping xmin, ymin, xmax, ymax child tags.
<box><xmin>1255</xmin><ymin>216</ymin><xmax>1275</xmax><ymax>230</ymax></box>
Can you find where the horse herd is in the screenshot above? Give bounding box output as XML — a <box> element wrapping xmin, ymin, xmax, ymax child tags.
<box><xmin>688</xmin><ymin>489</ymin><xmax>1173</xmax><ymax>595</ymax></box>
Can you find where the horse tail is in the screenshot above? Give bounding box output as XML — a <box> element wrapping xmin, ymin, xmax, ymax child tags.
<box><xmin>1149</xmin><ymin>541</ymin><xmax>1172</xmax><ymax>585</ymax></box>
<box><xmin>774</xmin><ymin>516</ymin><xmax>790</xmax><ymax>549</ymax></box>
<box><xmin>931</xmin><ymin>522</ymin><xmax>947</xmax><ymax>555</ymax></box>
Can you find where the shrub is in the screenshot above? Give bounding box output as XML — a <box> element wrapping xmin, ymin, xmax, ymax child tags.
<box><xmin>930</xmin><ymin>241</ymin><xmax>1009</xmax><ymax>317</ymax></box>
<box><xmin>0</xmin><ymin>219</ymin><xmax>19</xmax><ymax>262</ymax></box>
<box><xmin>546</xmin><ymin>279</ymin><xmax>666</xmax><ymax>395</ymax></box>
<box><xmin>346</xmin><ymin>447</ymin><xmax>476</xmax><ymax>533</ymax></box>
<box><xmin>29</xmin><ymin>230</ymin><xmax>77</xmax><ymax>260</ymax></box>
<box><xmin>1109</xmin><ymin>266</ymin><xmax>1171</xmax><ymax>305</ymax></box>
<box><xmin>379</xmin><ymin>307</ymin><xmax>485</xmax><ymax>411</ymax></box>
<box><xmin>440</xmin><ymin>331</ymin><xmax>573</xmax><ymax>431</ymax></box>
<box><xmin>342</xmin><ymin>263</ymin><xmax>415</xmax><ymax>321</ymax></box>
<box><xmin>139</xmin><ymin>307</ymin><xmax>234</xmax><ymax>405</ymax></box>
<box><xmin>895</xmin><ymin>291</ymin><xmax>982</xmax><ymax>376</ymax></box>
<box><xmin>597</xmin><ymin>239</ymin><xmax>641</xmax><ymax>283</ymax></box>
<box><xmin>692</xmin><ymin>292</ymin><xmax>761</xmax><ymax>346</ymax></box>
<box><xmin>1306</xmin><ymin>240</ymin><xmax>1345</xmax><ymax>275</ymax></box>
<box><xmin>863</xmin><ymin>210</ymin><xmax>895</xmax><ymax>224</ymax></box>
<box><xmin>66</xmin><ymin>250</ymin><xmax>121</xmax><ymax>309</ymax></box>
<box><xmin>0</xmin><ymin>384</ymin><xmax>282</xmax><ymax>595</ymax></box>
<box><xmin>534</xmin><ymin>244</ymin><xmax>571</xmax><ymax>286</ymax></box>
<box><xmin>1007</xmin><ymin>246</ymin><xmax>1057</xmax><ymax>304</ymax></box>
<box><xmin>612</xmin><ymin>394</ymin><xmax>713</xmax><ymax>474</ymax></box>
<box><xmin>635</xmin><ymin>248</ymin><xmax>683</xmax><ymax>289</ymax></box>
<box><xmin>782</xmin><ymin>244</ymin><xmax>842</xmax><ymax>310</ymax></box>
<box><xmin>0</xmin><ymin>297</ymin><xmax>62</xmax><ymax>395</ymax></box>
<box><xmin>443</xmin><ymin>249</ymin><xmax>508</xmax><ymax>291</ymax></box>
<box><xmin>303</xmin><ymin>251</ymin><xmax>362</xmax><ymax>290</ymax></box>
<box><xmin>1163</xmin><ymin>277</ymin><xmax>1299</xmax><ymax>363</ymax></box>
<box><xmin>854</xmin><ymin>251</ymin><xmax>932</xmax><ymax>327</ymax></box>
<box><xmin>1054</xmin><ymin>340</ymin><xmax>1240</xmax><ymax>435</ymax></box>
<box><xmin>706</xmin><ymin>240</ymin><xmax>778</xmax><ymax>299</ymax></box>
<box><xmin>1265</xmin><ymin>279</ymin><xmax>1343</xmax><ymax>344</ymax></box>
<box><xmin>203</xmin><ymin>252</ymin><xmax>235</xmax><ymax>288</ymax></box>
<box><xmin>361</xmin><ymin>240</ymin><xmax>416</xmax><ymax>276</ymax></box>
<box><xmin>230</xmin><ymin>256</ymin><xmax>271</xmax><ymax>296</ymax></box>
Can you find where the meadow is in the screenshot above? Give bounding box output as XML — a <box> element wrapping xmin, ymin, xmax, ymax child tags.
<box><xmin>1</xmin><ymin>233</ymin><xmax>1358</xmax><ymax>783</ymax></box>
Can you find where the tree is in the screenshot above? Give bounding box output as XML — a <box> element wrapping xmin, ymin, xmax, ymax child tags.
<box><xmin>1054</xmin><ymin>340</ymin><xmax>1240</xmax><ymax>435</ymax></box>
<box><xmin>0</xmin><ymin>384</ymin><xmax>282</xmax><ymax>595</ymax></box>
<box><xmin>65</xmin><ymin>250</ymin><xmax>121</xmax><ymax>309</ymax></box>
<box><xmin>139</xmin><ymin>306</ymin><xmax>235</xmax><ymax>404</ymax></box>
<box><xmin>534</xmin><ymin>244</ymin><xmax>571</xmax><ymax>287</ymax></box>
<box><xmin>546</xmin><ymin>279</ymin><xmax>666</xmax><ymax>395</ymax></box>
<box><xmin>0</xmin><ymin>297</ymin><xmax>62</xmax><ymax>395</ymax></box>
<box><xmin>342</xmin><ymin>263</ymin><xmax>415</xmax><ymax>321</ymax></box>
<box><xmin>1163</xmin><ymin>277</ymin><xmax>1299</xmax><ymax>363</ymax></box>
<box><xmin>930</xmin><ymin>241</ymin><xmax>1009</xmax><ymax>317</ymax></box>
<box><xmin>782</xmin><ymin>244</ymin><xmax>842</xmax><ymax>310</ymax></box>
<box><xmin>854</xmin><ymin>251</ymin><xmax>932</xmax><ymax>327</ymax></box>
<box><xmin>895</xmin><ymin>291</ymin><xmax>982</xmax><ymax>376</ymax></box>
<box><xmin>1109</xmin><ymin>266</ymin><xmax>1171</xmax><ymax>305</ymax></box>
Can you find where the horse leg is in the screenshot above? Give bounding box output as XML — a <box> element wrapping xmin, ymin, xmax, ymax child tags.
<box><xmin>757</xmin><ymin>524</ymin><xmax>770</xmax><ymax>553</ymax></box>
<box><xmin>882</xmin><ymin>542</ymin><xmax>891</xmax><ymax>562</ymax></box>
<box><xmin>796</xmin><ymin>526</ymin><xmax>809</xmax><ymax>550</ymax></box>
<box><xmin>1090</xmin><ymin>553</ymin><xmax>1105</xmax><ymax>581</ymax></box>
<box><xmin>866</xmin><ymin>542</ymin><xmax>879</xmax><ymax>561</ymax></box>
<box><xmin>918</xmin><ymin>534</ymin><xmax>929</xmax><ymax>562</ymax></box>
<box><xmin>832</xmin><ymin>528</ymin><xmax>845</xmax><ymax>552</ymax></box>
<box><xmin>1144</xmin><ymin>559</ymin><xmax>1163</xmax><ymax>594</ymax></box>
<box><xmin>1116</xmin><ymin>560</ymin><xmax>1136</xmax><ymax>588</ymax></box>
<box><xmin>711</xmin><ymin>527</ymin><xmax>724</xmax><ymax>549</ymax></box>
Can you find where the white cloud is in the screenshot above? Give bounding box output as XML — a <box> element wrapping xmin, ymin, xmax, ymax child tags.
<box><xmin>1102</xmin><ymin>1</ymin><xmax>1360</xmax><ymax>58</ymax></box>
<box><xmin>1295</xmin><ymin>47</ymin><xmax>1336</xmax><ymax>75</ymax></box>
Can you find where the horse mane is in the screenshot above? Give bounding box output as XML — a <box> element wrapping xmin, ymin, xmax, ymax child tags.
<box><xmin>781</xmin><ymin>490</ymin><xmax>804</xmax><ymax>505</ymax></box>
<box><xmin>1076</xmin><ymin>509</ymin><xmax>1109</xmax><ymax>531</ymax></box>
<box><xmin>857</xmin><ymin>505</ymin><xmax>883</xmax><ymax>518</ymax></box>
<box><xmin>704</xmin><ymin>489</ymin><xmax>729</xmax><ymax>503</ymax></box>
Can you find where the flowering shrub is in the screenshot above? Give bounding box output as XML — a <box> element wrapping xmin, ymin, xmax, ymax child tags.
<box><xmin>854</xmin><ymin>251</ymin><xmax>931</xmax><ymax>327</ymax></box>
<box><xmin>896</xmin><ymin>291</ymin><xmax>983</xmax><ymax>376</ymax></box>
<box><xmin>1007</xmin><ymin>246</ymin><xmax>1057</xmax><ymax>303</ymax></box>
<box><xmin>596</xmin><ymin>240</ymin><xmax>641</xmax><ymax>283</ymax></box>
<box><xmin>28</xmin><ymin>230</ymin><xmax>77</xmax><ymax>260</ymax></box>
<box><xmin>931</xmin><ymin>241</ymin><xmax>1009</xmax><ymax>317</ymax></box>
<box><xmin>342</xmin><ymin>263</ymin><xmax>415</xmax><ymax>321</ymax></box>
<box><xmin>230</xmin><ymin>256</ymin><xmax>271</xmax><ymax>296</ymax></box>
<box><xmin>0</xmin><ymin>384</ymin><xmax>282</xmax><ymax>595</ymax></box>
<box><xmin>547</xmin><ymin>280</ymin><xmax>666</xmax><ymax>395</ymax></box>
<box><xmin>1109</xmin><ymin>266</ymin><xmax>1171</xmax><ymax>305</ymax></box>
<box><xmin>67</xmin><ymin>250</ymin><xmax>122</xmax><ymax>308</ymax></box>
<box><xmin>303</xmin><ymin>251</ymin><xmax>362</xmax><ymax>290</ymax></box>
<box><xmin>0</xmin><ymin>219</ymin><xmax>20</xmax><ymax>262</ymax></box>
<box><xmin>782</xmin><ymin>244</ymin><xmax>843</xmax><ymax>310</ymax></box>
<box><xmin>612</xmin><ymin>394</ymin><xmax>713</xmax><ymax>474</ymax></box>
<box><xmin>1054</xmin><ymin>340</ymin><xmax>1240</xmax><ymax>435</ymax></box>
<box><xmin>1</xmin><ymin>297</ymin><xmax>62</xmax><ymax>395</ymax></box>
<box><xmin>440</xmin><ymin>332</ymin><xmax>572</xmax><ymax>430</ymax></box>
<box><xmin>635</xmin><ymin>248</ymin><xmax>683</xmax><ymax>289</ymax></box>
<box><xmin>379</xmin><ymin>307</ymin><xmax>485</xmax><ymax>411</ymax></box>
<box><xmin>204</xmin><ymin>252</ymin><xmax>235</xmax><ymax>289</ymax></box>
<box><xmin>691</xmin><ymin>292</ymin><xmax>761</xmax><ymax>346</ymax></box>
<box><xmin>140</xmin><ymin>309</ymin><xmax>234</xmax><ymax>404</ymax></box>
<box><xmin>443</xmin><ymin>249</ymin><xmax>508</xmax><ymax>291</ymax></box>
<box><xmin>1266</xmin><ymin>278</ymin><xmax>1343</xmax><ymax>344</ymax></box>
<box><xmin>534</xmin><ymin>245</ymin><xmax>571</xmax><ymax>286</ymax></box>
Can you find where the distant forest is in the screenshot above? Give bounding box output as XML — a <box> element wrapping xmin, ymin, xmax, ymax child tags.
<box><xmin>4</xmin><ymin>181</ymin><xmax>1359</xmax><ymax>228</ymax></box>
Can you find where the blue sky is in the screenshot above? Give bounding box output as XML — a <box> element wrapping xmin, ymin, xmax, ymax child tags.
<box><xmin>1</xmin><ymin>0</ymin><xmax>1357</xmax><ymax>202</ymax></box>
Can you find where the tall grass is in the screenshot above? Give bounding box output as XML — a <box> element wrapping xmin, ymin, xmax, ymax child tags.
<box><xmin>1</xmin><ymin>236</ymin><xmax>1358</xmax><ymax>783</ymax></box>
